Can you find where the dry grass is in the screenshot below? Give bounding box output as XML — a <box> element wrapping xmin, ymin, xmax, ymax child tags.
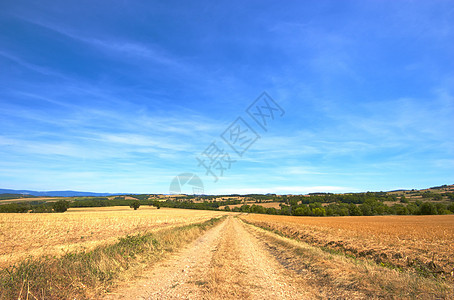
<box><xmin>0</xmin><ymin>207</ymin><xmax>227</xmax><ymax>268</ymax></box>
<box><xmin>252</xmin><ymin>202</ymin><xmax>282</xmax><ymax>209</ymax></box>
<box><xmin>241</xmin><ymin>214</ymin><xmax>454</xmax><ymax>279</ymax></box>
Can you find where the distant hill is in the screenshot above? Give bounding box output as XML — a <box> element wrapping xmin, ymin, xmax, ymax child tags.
<box><xmin>0</xmin><ymin>188</ymin><xmax>120</xmax><ymax>197</ymax></box>
<box><xmin>388</xmin><ymin>184</ymin><xmax>454</xmax><ymax>195</ymax></box>
<box><xmin>1</xmin><ymin>184</ymin><xmax>452</xmax><ymax>198</ymax></box>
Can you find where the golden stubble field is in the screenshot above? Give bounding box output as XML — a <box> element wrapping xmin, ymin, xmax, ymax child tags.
<box><xmin>241</xmin><ymin>214</ymin><xmax>454</xmax><ymax>278</ymax></box>
<box><xmin>219</xmin><ymin>201</ymin><xmax>282</xmax><ymax>210</ymax></box>
<box><xmin>0</xmin><ymin>207</ymin><xmax>228</xmax><ymax>268</ymax></box>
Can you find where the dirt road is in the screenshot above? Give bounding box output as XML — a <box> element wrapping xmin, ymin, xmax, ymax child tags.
<box><xmin>107</xmin><ymin>217</ymin><xmax>452</xmax><ymax>299</ymax></box>
<box><xmin>104</xmin><ymin>217</ymin><xmax>361</xmax><ymax>299</ymax></box>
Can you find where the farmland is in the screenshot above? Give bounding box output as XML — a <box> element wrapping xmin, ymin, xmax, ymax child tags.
<box><xmin>1</xmin><ymin>188</ymin><xmax>454</xmax><ymax>299</ymax></box>
<box><xmin>0</xmin><ymin>206</ymin><xmax>227</xmax><ymax>268</ymax></box>
<box><xmin>104</xmin><ymin>216</ymin><xmax>453</xmax><ymax>299</ymax></box>
<box><xmin>241</xmin><ymin>214</ymin><xmax>454</xmax><ymax>279</ymax></box>
<box><xmin>1</xmin><ymin>207</ymin><xmax>453</xmax><ymax>299</ymax></box>
<box><xmin>219</xmin><ymin>201</ymin><xmax>282</xmax><ymax>210</ymax></box>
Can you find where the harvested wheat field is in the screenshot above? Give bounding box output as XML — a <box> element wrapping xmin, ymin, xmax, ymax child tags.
<box><xmin>219</xmin><ymin>201</ymin><xmax>282</xmax><ymax>210</ymax></box>
<box><xmin>0</xmin><ymin>207</ymin><xmax>227</xmax><ymax>268</ymax></box>
<box><xmin>1</xmin><ymin>213</ymin><xmax>453</xmax><ymax>299</ymax></box>
<box><xmin>241</xmin><ymin>214</ymin><xmax>454</xmax><ymax>280</ymax></box>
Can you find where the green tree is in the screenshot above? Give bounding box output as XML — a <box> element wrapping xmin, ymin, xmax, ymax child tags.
<box><xmin>433</xmin><ymin>194</ymin><xmax>443</xmax><ymax>201</ymax></box>
<box><xmin>435</xmin><ymin>203</ymin><xmax>449</xmax><ymax>214</ymax></box>
<box><xmin>400</xmin><ymin>195</ymin><xmax>409</xmax><ymax>203</ymax></box>
<box><xmin>289</xmin><ymin>198</ymin><xmax>299</xmax><ymax>206</ymax></box>
<box><xmin>348</xmin><ymin>203</ymin><xmax>362</xmax><ymax>216</ymax></box>
<box><xmin>255</xmin><ymin>205</ymin><xmax>266</xmax><ymax>214</ymax></box>
<box><xmin>266</xmin><ymin>207</ymin><xmax>278</xmax><ymax>215</ymax></box>
<box><xmin>53</xmin><ymin>200</ymin><xmax>70</xmax><ymax>213</ymax></box>
<box><xmin>374</xmin><ymin>203</ymin><xmax>386</xmax><ymax>215</ymax></box>
<box><xmin>0</xmin><ymin>203</ymin><xmax>30</xmax><ymax>213</ymax></box>
<box><xmin>240</xmin><ymin>204</ymin><xmax>251</xmax><ymax>213</ymax></box>
<box><xmin>419</xmin><ymin>202</ymin><xmax>436</xmax><ymax>215</ymax></box>
<box><xmin>407</xmin><ymin>203</ymin><xmax>419</xmax><ymax>215</ymax></box>
<box><xmin>293</xmin><ymin>206</ymin><xmax>311</xmax><ymax>216</ymax></box>
<box><xmin>280</xmin><ymin>205</ymin><xmax>291</xmax><ymax>215</ymax></box>
<box><xmin>359</xmin><ymin>203</ymin><xmax>373</xmax><ymax>216</ymax></box>
<box><xmin>448</xmin><ymin>203</ymin><xmax>454</xmax><ymax>213</ymax></box>
<box><xmin>312</xmin><ymin>207</ymin><xmax>326</xmax><ymax>216</ymax></box>
<box><xmin>325</xmin><ymin>207</ymin><xmax>335</xmax><ymax>216</ymax></box>
<box><xmin>393</xmin><ymin>204</ymin><xmax>409</xmax><ymax>215</ymax></box>
<box><xmin>130</xmin><ymin>200</ymin><xmax>140</xmax><ymax>210</ymax></box>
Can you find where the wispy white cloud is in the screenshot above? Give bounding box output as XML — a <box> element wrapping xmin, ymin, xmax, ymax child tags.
<box><xmin>0</xmin><ymin>50</ymin><xmax>64</xmax><ymax>77</ymax></box>
<box><xmin>18</xmin><ymin>16</ymin><xmax>185</xmax><ymax>69</ymax></box>
<box><xmin>1</xmin><ymin>2</ymin><xmax>452</xmax><ymax>193</ymax></box>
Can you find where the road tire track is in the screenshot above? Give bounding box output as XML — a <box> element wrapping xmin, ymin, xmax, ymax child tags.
<box><xmin>105</xmin><ymin>217</ymin><xmax>324</xmax><ymax>299</ymax></box>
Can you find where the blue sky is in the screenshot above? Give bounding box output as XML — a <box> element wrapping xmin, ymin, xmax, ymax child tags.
<box><xmin>0</xmin><ymin>1</ymin><xmax>453</xmax><ymax>194</ymax></box>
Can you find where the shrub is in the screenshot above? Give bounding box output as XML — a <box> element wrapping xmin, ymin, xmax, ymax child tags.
<box><xmin>53</xmin><ymin>200</ymin><xmax>70</xmax><ymax>213</ymax></box>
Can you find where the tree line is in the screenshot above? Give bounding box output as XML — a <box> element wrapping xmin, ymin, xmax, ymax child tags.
<box><xmin>0</xmin><ymin>196</ymin><xmax>242</xmax><ymax>213</ymax></box>
<box><xmin>0</xmin><ymin>200</ymin><xmax>70</xmax><ymax>213</ymax></box>
<box><xmin>1</xmin><ymin>192</ymin><xmax>453</xmax><ymax>216</ymax></box>
<box><xmin>225</xmin><ymin>199</ymin><xmax>454</xmax><ymax>216</ymax></box>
